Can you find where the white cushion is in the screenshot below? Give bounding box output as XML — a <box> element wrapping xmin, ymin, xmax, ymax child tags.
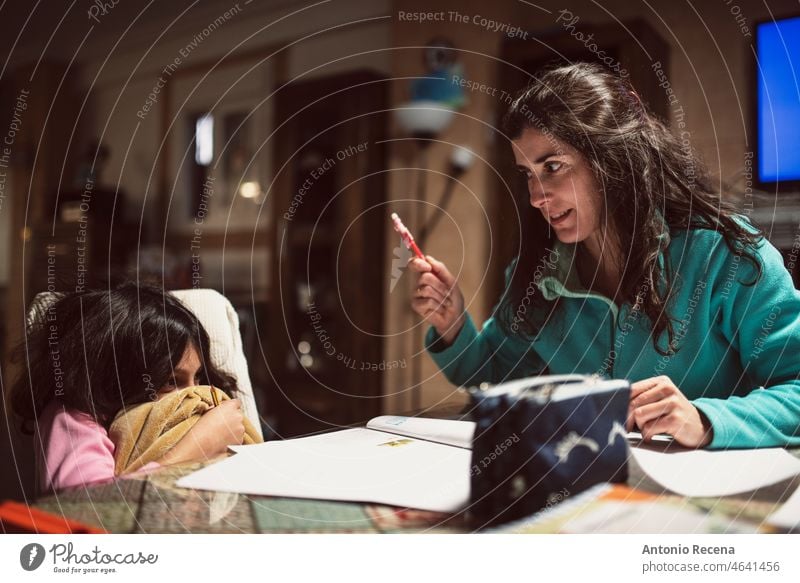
<box><xmin>170</xmin><ymin>289</ymin><xmax>261</xmax><ymax>437</ymax></box>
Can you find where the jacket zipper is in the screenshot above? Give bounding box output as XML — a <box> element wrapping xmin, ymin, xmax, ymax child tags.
<box><xmin>591</xmin><ymin>294</ymin><xmax>619</xmax><ymax>377</ymax></box>
<box><xmin>539</xmin><ymin>277</ymin><xmax>620</xmax><ymax>377</ymax></box>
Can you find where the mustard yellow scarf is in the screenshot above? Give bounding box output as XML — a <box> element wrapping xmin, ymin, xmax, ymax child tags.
<box><xmin>109</xmin><ymin>385</ymin><xmax>262</xmax><ymax>474</ymax></box>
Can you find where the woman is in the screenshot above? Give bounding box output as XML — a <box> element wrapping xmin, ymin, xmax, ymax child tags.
<box><xmin>11</xmin><ymin>283</ymin><xmax>247</xmax><ymax>492</ymax></box>
<box><xmin>409</xmin><ymin>62</ymin><xmax>800</xmax><ymax>450</ymax></box>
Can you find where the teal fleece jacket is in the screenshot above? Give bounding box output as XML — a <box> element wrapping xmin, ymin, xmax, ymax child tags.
<box><xmin>426</xmin><ymin>220</ymin><xmax>800</xmax><ymax>449</ymax></box>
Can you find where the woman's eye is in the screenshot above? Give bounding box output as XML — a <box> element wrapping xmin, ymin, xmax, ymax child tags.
<box><xmin>518</xmin><ymin>168</ymin><xmax>532</xmax><ymax>179</ymax></box>
<box><xmin>544</xmin><ymin>161</ymin><xmax>563</xmax><ymax>173</ymax></box>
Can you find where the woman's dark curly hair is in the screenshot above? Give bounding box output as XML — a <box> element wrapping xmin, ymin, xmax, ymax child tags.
<box><xmin>10</xmin><ymin>283</ymin><xmax>238</xmax><ymax>433</ymax></box>
<box><xmin>497</xmin><ymin>62</ymin><xmax>762</xmax><ymax>354</ymax></box>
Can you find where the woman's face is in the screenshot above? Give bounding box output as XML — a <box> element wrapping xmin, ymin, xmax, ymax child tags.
<box><xmin>511</xmin><ymin>128</ymin><xmax>604</xmax><ymax>247</ymax></box>
<box><xmin>158</xmin><ymin>343</ymin><xmax>202</xmax><ymax>398</ymax></box>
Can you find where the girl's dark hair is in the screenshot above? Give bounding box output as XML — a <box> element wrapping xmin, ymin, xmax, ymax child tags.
<box><xmin>10</xmin><ymin>283</ymin><xmax>238</xmax><ymax>433</ymax></box>
<box><xmin>498</xmin><ymin>62</ymin><xmax>762</xmax><ymax>354</ymax></box>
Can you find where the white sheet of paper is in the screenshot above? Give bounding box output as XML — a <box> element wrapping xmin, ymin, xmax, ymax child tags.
<box><xmin>229</xmin><ymin>417</ymin><xmax>476</xmax><ymax>453</ymax></box>
<box><xmin>365</xmin><ymin>416</ymin><xmax>475</xmax><ymax>449</ymax></box>
<box><xmin>767</xmin><ymin>484</ymin><xmax>800</xmax><ymax>530</ymax></box>
<box><xmin>226</xmin><ymin>429</ymin><xmax>351</xmax><ymax>454</ymax></box>
<box><xmin>178</xmin><ymin>428</ymin><xmax>471</xmax><ymax>513</ymax></box>
<box><xmin>631</xmin><ymin>446</ymin><xmax>800</xmax><ymax>497</ymax></box>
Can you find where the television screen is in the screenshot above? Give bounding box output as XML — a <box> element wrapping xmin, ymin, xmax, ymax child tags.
<box><xmin>757</xmin><ymin>16</ymin><xmax>800</xmax><ymax>184</ymax></box>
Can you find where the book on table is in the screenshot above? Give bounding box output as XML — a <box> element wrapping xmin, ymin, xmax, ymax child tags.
<box><xmin>176</xmin><ymin>415</ymin><xmax>477</xmax><ymax>512</ymax></box>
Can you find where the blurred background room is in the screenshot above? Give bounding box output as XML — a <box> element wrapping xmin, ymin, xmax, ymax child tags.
<box><xmin>1</xmin><ymin>0</ymin><xmax>799</xmax><ymax>501</ymax></box>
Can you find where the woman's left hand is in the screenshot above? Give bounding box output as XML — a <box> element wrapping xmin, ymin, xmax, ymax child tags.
<box><xmin>627</xmin><ymin>375</ymin><xmax>713</xmax><ymax>448</ymax></box>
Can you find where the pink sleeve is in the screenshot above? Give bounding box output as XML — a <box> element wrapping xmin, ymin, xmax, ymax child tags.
<box><xmin>40</xmin><ymin>406</ymin><xmax>118</xmax><ymax>492</ymax></box>
<box><xmin>39</xmin><ymin>404</ymin><xmax>162</xmax><ymax>493</ymax></box>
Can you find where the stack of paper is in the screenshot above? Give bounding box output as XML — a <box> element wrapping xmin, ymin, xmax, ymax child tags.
<box><xmin>178</xmin><ymin>420</ymin><xmax>473</xmax><ymax>513</ymax></box>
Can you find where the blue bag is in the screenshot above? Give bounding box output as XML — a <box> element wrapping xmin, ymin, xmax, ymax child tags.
<box><xmin>468</xmin><ymin>374</ymin><xmax>631</xmax><ymax>528</ymax></box>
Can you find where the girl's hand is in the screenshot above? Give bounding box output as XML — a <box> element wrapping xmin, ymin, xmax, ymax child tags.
<box><xmin>627</xmin><ymin>376</ymin><xmax>713</xmax><ymax>448</ymax></box>
<box><xmin>158</xmin><ymin>399</ymin><xmax>245</xmax><ymax>465</ymax></box>
<box><xmin>408</xmin><ymin>255</ymin><xmax>465</xmax><ymax>346</ymax></box>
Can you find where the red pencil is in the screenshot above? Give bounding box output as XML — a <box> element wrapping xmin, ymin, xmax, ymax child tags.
<box><xmin>0</xmin><ymin>500</ymin><xmax>106</xmax><ymax>534</ymax></box>
<box><xmin>391</xmin><ymin>212</ymin><xmax>425</xmax><ymax>260</ymax></box>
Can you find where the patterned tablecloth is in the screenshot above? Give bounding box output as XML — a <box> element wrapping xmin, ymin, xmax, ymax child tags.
<box><xmin>32</xmin><ymin>445</ymin><xmax>799</xmax><ymax>534</ymax></box>
<box><xmin>33</xmin><ymin>458</ymin><xmax>467</xmax><ymax>533</ymax></box>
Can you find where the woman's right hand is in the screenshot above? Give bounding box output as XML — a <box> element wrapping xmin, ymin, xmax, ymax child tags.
<box><xmin>158</xmin><ymin>399</ymin><xmax>245</xmax><ymax>465</ymax></box>
<box><xmin>408</xmin><ymin>255</ymin><xmax>466</xmax><ymax>347</ymax></box>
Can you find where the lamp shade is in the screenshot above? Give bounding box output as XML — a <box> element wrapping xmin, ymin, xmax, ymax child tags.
<box><xmin>450</xmin><ymin>145</ymin><xmax>474</xmax><ymax>172</ymax></box>
<box><xmin>393</xmin><ymin>100</ymin><xmax>455</xmax><ymax>138</ymax></box>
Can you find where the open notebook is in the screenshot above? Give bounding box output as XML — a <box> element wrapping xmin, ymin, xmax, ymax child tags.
<box><xmin>176</xmin><ymin>416</ymin><xmax>476</xmax><ymax>512</ymax></box>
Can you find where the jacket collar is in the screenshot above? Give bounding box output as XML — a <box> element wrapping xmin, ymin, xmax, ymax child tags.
<box><xmin>535</xmin><ymin>210</ymin><xmax>671</xmax><ymax>301</ymax></box>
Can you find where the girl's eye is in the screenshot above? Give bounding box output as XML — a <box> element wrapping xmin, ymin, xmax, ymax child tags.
<box><xmin>544</xmin><ymin>161</ymin><xmax>563</xmax><ymax>173</ymax></box>
<box><xmin>518</xmin><ymin>168</ymin><xmax>532</xmax><ymax>179</ymax></box>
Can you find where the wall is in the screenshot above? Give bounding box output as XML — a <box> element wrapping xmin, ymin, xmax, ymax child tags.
<box><xmin>68</xmin><ymin>2</ymin><xmax>393</xmax><ymax>303</ymax></box>
<box><xmin>76</xmin><ymin>0</ymin><xmax>392</xmax><ymax>228</ymax></box>
<box><xmin>0</xmin><ymin>175</ymin><xmax>8</xmax><ymax>284</ymax></box>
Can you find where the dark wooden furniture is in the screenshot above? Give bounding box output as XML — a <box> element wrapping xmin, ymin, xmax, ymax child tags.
<box><xmin>266</xmin><ymin>70</ymin><xmax>389</xmax><ymax>437</ymax></box>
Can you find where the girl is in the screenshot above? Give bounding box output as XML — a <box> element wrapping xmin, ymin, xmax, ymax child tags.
<box><xmin>410</xmin><ymin>62</ymin><xmax>800</xmax><ymax>450</ymax></box>
<box><xmin>11</xmin><ymin>283</ymin><xmax>247</xmax><ymax>492</ymax></box>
